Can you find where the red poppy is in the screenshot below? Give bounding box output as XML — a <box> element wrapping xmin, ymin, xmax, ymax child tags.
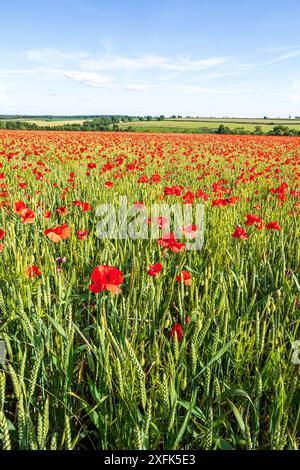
<box><xmin>20</xmin><ymin>208</ymin><xmax>35</xmax><ymax>224</ymax></box>
<box><xmin>182</xmin><ymin>224</ymin><xmax>197</xmax><ymax>239</ymax></box>
<box><xmin>87</xmin><ymin>163</ymin><xmax>97</xmax><ymax>169</ymax></box>
<box><xmin>266</xmin><ymin>221</ymin><xmax>281</xmax><ymax>230</ymax></box>
<box><xmin>155</xmin><ymin>216</ymin><xmax>168</xmax><ymax>229</ymax></box>
<box><xmin>89</xmin><ymin>265</ymin><xmax>124</xmax><ymax>294</ymax></box>
<box><xmin>176</xmin><ymin>270</ymin><xmax>192</xmax><ymax>285</ymax></box>
<box><xmin>73</xmin><ymin>201</ymin><xmax>92</xmax><ymax>212</ymax></box>
<box><xmin>137</xmin><ymin>175</ymin><xmax>149</xmax><ymax>183</ymax></box>
<box><xmin>244</xmin><ymin>214</ymin><xmax>262</xmax><ymax>226</ymax></box>
<box><xmin>255</xmin><ymin>220</ymin><xmax>265</xmax><ymax>230</ymax></box>
<box><xmin>13</xmin><ymin>200</ymin><xmax>27</xmax><ymax>215</ymax></box>
<box><xmin>147</xmin><ymin>263</ymin><xmax>163</xmax><ymax>276</ymax></box>
<box><xmin>0</xmin><ymin>243</ymin><xmax>4</xmax><ymax>252</ymax></box>
<box><xmin>43</xmin><ymin>211</ymin><xmax>52</xmax><ymax>219</ymax></box>
<box><xmin>151</xmin><ymin>174</ymin><xmax>161</xmax><ymax>183</ymax></box>
<box><xmin>0</xmin><ymin>229</ymin><xmax>5</xmax><ymax>240</ymax></box>
<box><xmin>232</xmin><ymin>226</ymin><xmax>249</xmax><ymax>239</ymax></box>
<box><xmin>81</xmin><ymin>202</ymin><xmax>92</xmax><ymax>212</ymax></box>
<box><xmin>170</xmin><ymin>323</ymin><xmax>184</xmax><ymax>343</ymax></box>
<box><xmin>27</xmin><ymin>265</ymin><xmax>41</xmax><ymax>278</ymax></box>
<box><xmin>44</xmin><ymin>223</ymin><xmax>71</xmax><ymax>243</ymax></box>
<box><xmin>56</xmin><ymin>206</ymin><xmax>68</xmax><ymax>216</ymax></box>
<box><xmin>157</xmin><ymin>233</ymin><xmax>185</xmax><ymax>253</ymax></box>
<box><xmin>77</xmin><ymin>229</ymin><xmax>88</xmax><ymax>240</ymax></box>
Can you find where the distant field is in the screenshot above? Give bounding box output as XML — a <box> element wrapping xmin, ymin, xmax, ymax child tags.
<box><xmin>16</xmin><ymin>119</ymin><xmax>87</xmax><ymax>126</ymax></box>
<box><xmin>119</xmin><ymin>118</ymin><xmax>300</xmax><ymax>133</ymax></box>
<box><xmin>2</xmin><ymin>116</ymin><xmax>300</xmax><ymax>133</ymax></box>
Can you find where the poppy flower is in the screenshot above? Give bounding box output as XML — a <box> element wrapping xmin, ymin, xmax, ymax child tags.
<box><xmin>232</xmin><ymin>226</ymin><xmax>249</xmax><ymax>239</ymax></box>
<box><xmin>151</xmin><ymin>174</ymin><xmax>161</xmax><ymax>183</ymax></box>
<box><xmin>176</xmin><ymin>270</ymin><xmax>192</xmax><ymax>285</ymax></box>
<box><xmin>89</xmin><ymin>265</ymin><xmax>124</xmax><ymax>294</ymax></box>
<box><xmin>182</xmin><ymin>224</ymin><xmax>197</xmax><ymax>239</ymax></box>
<box><xmin>134</xmin><ymin>202</ymin><xmax>145</xmax><ymax>209</ymax></box>
<box><xmin>157</xmin><ymin>233</ymin><xmax>185</xmax><ymax>253</ymax></box>
<box><xmin>255</xmin><ymin>220</ymin><xmax>265</xmax><ymax>230</ymax></box>
<box><xmin>0</xmin><ymin>229</ymin><xmax>5</xmax><ymax>240</ymax></box>
<box><xmin>244</xmin><ymin>214</ymin><xmax>262</xmax><ymax>226</ymax></box>
<box><xmin>147</xmin><ymin>263</ymin><xmax>163</xmax><ymax>276</ymax></box>
<box><xmin>87</xmin><ymin>163</ymin><xmax>97</xmax><ymax>169</ymax></box>
<box><xmin>0</xmin><ymin>243</ymin><xmax>4</xmax><ymax>252</ymax></box>
<box><xmin>20</xmin><ymin>208</ymin><xmax>35</xmax><ymax>224</ymax></box>
<box><xmin>266</xmin><ymin>221</ymin><xmax>281</xmax><ymax>230</ymax></box>
<box><xmin>44</xmin><ymin>223</ymin><xmax>71</xmax><ymax>243</ymax></box>
<box><xmin>155</xmin><ymin>216</ymin><xmax>168</xmax><ymax>229</ymax></box>
<box><xmin>137</xmin><ymin>175</ymin><xmax>149</xmax><ymax>183</ymax></box>
<box><xmin>73</xmin><ymin>201</ymin><xmax>92</xmax><ymax>212</ymax></box>
<box><xmin>13</xmin><ymin>200</ymin><xmax>27</xmax><ymax>215</ymax></box>
<box><xmin>27</xmin><ymin>265</ymin><xmax>41</xmax><ymax>278</ymax></box>
<box><xmin>43</xmin><ymin>211</ymin><xmax>52</xmax><ymax>219</ymax></box>
<box><xmin>56</xmin><ymin>206</ymin><xmax>68</xmax><ymax>216</ymax></box>
<box><xmin>170</xmin><ymin>323</ymin><xmax>184</xmax><ymax>343</ymax></box>
<box><xmin>77</xmin><ymin>229</ymin><xmax>88</xmax><ymax>240</ymax></box>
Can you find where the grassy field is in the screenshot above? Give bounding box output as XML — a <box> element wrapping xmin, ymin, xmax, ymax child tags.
<box><xmin>16</xmin><ymin>119</ymin><xmax>87</xmax><ymax>127</ymax></box>
<box><xmin>2</xmin><ymin>117</ymin><xmax>300</xmax><ymax>133</ymax></box>
<box><xmin>0</xmin><ymin>130</ymin><xmax>299</xmax><ymax>450</ymax></box>
<box><xmin>119</xmin><ymin>118</ymin><xmax>300</xmax><ymax>133</ymax></box>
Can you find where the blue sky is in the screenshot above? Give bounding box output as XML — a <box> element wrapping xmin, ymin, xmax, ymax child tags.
<box><xmin>0</xmin><ymin>0</ymin><xmax>300</xmax><ymax>116</ymax></box>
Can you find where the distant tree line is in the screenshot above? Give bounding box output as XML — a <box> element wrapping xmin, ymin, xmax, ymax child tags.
<box><xmin>1</xmin><ymin>118</ymin><xmax>300</xmax><ymax>136</ymax></box>
<box><xmin>215</xmin><ymin>124</ymin><xmax>300</xmax><ymax>136</ymax></box>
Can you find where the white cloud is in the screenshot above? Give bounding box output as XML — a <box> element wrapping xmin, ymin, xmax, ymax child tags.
<box><xmin>63</xmin><ymin>70</ymin><xmax>115</xmax><ymax>88</ymax></box>
<box><xmin>26</xmin><ymin>48</ymin><xmax>230</xmax><ymax>74</ymax></box>
<box><xmin>159</xmin><ymin>84</ymin><xmax>249</xmax><ymax>95</ymax></box>
<box><xmin>240</xmin><ymin>49</ymin><xmax>300</xmax><ymax>68</ymax></box>
<box><xmin>63</xmin><ymin>70</ymin><xmax>151</xmax><ymax>92</ymax></box>
<box><xmin>125</xmin><ymin>83</ymin><xmax>149</xmax><ymax>91</ymax></box>
<box><xmin>26</xmin><ymin>48</ymin><xmax>89</xmax><ymax>64</ymax></box>
<box><xmin>78</xmin><ymin>54</ymin><xmax>230</xmax><ymax>73</ymax></box>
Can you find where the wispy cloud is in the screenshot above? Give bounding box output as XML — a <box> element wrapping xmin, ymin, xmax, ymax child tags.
<box><xmin>85</xmin><ymin>54</ymin><xmax>230</xmax><ymax>73</ymax></box>
<box><xmin>26</xmin><ymin>48</ymin><xmax>230</xmax><ymax>74</ymax></box>
<box><xmin>258</xmin><ymin>45</ymin><xmax>300</xmax><ymax>53</ymax></box>
<box><xmin>159</xmin><ymin>84</ymin><xmax>250</xmax><ymax>95</ymax></box>
<box><xmin>26</xmin><ymin>48</ymin><xmax>89</xmax><ymax>64</ymax></box>
<box><xmin>63</xmin><ymin>70</ymin><xmax>115</xmax><ymax>87</ymax></box>
<box><xmin>240</xmin><ymin>49</ymin><xmax>300</xmax><ymax>68</ymax></box>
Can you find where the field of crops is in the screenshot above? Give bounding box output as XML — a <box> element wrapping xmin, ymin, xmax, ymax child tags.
<box><xmin>119</xmin><ymin>118</ymin><xmax>300</xmax><ymax>133</ymax></box>
<box><xmin>0</xmin><ymin>130</ymin><xmax>299</xmax><ymax>450</ymax></box>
